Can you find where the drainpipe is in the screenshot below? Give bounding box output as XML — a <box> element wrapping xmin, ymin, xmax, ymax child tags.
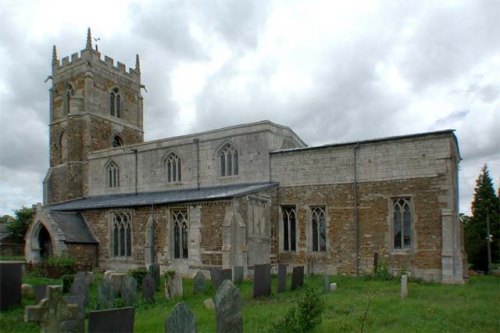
<box><xmin>132</xmin><ymin>148</ymin><xmax>138</xmax><ymax>195</ymax></box>
<box><xmin>193</xmin><ymin>139</ymin><xmax>200</xmax><ymax>189</ymax></box>
<box><xmin>353</xmin><ymin>143</ymin><xmax>360</xmax><ymax>277</ymax></box>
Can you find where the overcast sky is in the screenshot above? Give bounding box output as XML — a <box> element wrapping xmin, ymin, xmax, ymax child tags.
<box><xmin>0</xmin><ymin>0</ymin><xmax>499</xmax><ymax>216</ymax></box>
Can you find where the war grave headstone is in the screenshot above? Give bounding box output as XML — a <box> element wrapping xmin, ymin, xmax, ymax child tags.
<box><xmin>149</xmin><ymin>263</ymin><xmax>160</xmax><ymax>290</ymax></box>
<box><xmin>24</xmin><ymin>285</ymin><xmax>79</xmax><ymax>333</ymax></box>
<box><xmin>0</xmin><ymin>261</ymin><xmax>23</xmax><ymax>310</ymax></box>
<box><xmin>88</xmin><ymin>307</ymin><xmax>135</xmax><ymax>333</ymax></box>
<box><xmin>277</xmin><ymin>264</ymin><xmax>287</xmax><ymax>293</ymax></box>
<box><xmin>233</xmin><ymin>266</ymin><xmax>244</xmax><ymax>284</ymax></box>
<box><xmin>34</xmin><ymin>284</ymin><xmax>48</xmax><ymax>303</ymax></box>
<box><xmin>215</xmin><ymin>280</ymin><xmax>242</xmax><ymax>333</ymax></box>
<box><xmin>121</xmin><ymin>276</ymin><xmax>138</xmax><ymax>307</ymax></box>
<box><xmin>210</xmin><ymin>267</ymin><xmax>223</xmax><ymax>290</ymax></box>
<box><xmin>222</xmin><ymin>269</ymin><xmax>232</xmax><ymax>283</ymax></box>
<box><xmin>253</xmin><ymin>263</ymin><xmax>271</xmax><ymax>298</ymax></box>
<box><xmin>291</xmin><ymin>266</ymin><xmax>304</xmax><ymax>290</ymax></box>
<box><xmin>193</xmin><ymin>271</ymin><xmax>207</xmax><ymax>294</ymax></box>
<box><xmin>142</xmin><ymin>274</ymin><xmax>155</xmax><ymax>302</ymax></box>
<box><xmin>62</xmin><ymin>295</ymin><xmax>85</xmax><ymax>333</ymax></box>
<box><xmin>165</xmin><ymin>302</ymin><xmax>197</xmax><ymax>333</ymax></box>
<box><xmin>97</xmin><ymin>280</ymin><xmax>115</xmax><ymax>309</ymax></box>
<box><xmin>165</xmin><ymin>272</ymin><xmax>183</xmax><ymax>299</ymax></box>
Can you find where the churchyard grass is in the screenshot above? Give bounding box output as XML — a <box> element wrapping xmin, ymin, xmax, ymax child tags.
<box><xmin>1</xmin><ymin>273</ymin><xmax>498</xmax><ymax>332</ymax></box>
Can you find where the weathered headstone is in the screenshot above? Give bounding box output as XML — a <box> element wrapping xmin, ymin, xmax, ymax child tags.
<box><xmin>277</xmin><ymin>264</ymin><xmax>287</xmax><ymax>293</ymax></box>
<box><xmin>323</xmin><ymin>274</ymin><xmax>330</xmax><ymax>293</ymax></box>
<box><xmin>22</xmin><ymin>283</ymin><xmax>34</xmax><ymax>299</ymax></box>
<box><xmin>165</xmin><ymin>302</ymin><xmax>197</xmax><ymax>333</ymax></box>
<box><xmin>121</xmin><ymin>276</ymin><xmax>138</xmax><ymax>307</ymax></box>
<box><xmin>165</xmin><ymin>272</ymin><xmax>183</xmax><ymax>299</ymax></box>
<box><xmin>0</xmin><ymin>261</ymin><xmax>23</xmax><ymax>310</ymax></box>
<box><xmin>253</xmin><ymin>264</ymin><xmax>271</xmax><ymax>298</ymax></box>
<box><xmin>210</xmin><ymin>267</ymin><xmax>223</xmax><ymax>290</ymax></box>
<box><xmin>34</xmin><ymin>284</ymin><xmax>48</xmax><ymax>303</ymax></box>
<box><xmin>62</xmin><ymin>295</ymin><xmax>85</xmax><ymax>333</ymax></box>
<box><xmin>148</xmin><ymin>263</ymin><xmax>160</xmax><ymax>291</ymax></box>
<box><xmin>401</xmin><ymin>274</ymin><xmax>408</xmax><ymax>299</ymax></box>
<box><xmin>74</xmin><ymin>271</ymin><xmax>93</xmax><ymax>286</ymax></box>
<box><xmin>291</xmin><ymin>266</ymin><xmax>304</xmax><ymax>290</ymax></box>
<box><xmin>193</xmin><ymin>271</ymin><xmax>207</xmax><ymax>294</ymax></box>
<box><xmin>330</xmin><ymin>283</ymin><xmax>337</xmax><ymax>291</ymax></box>
<box><xmin>142</xmin><ymin>274</ymin><xmax>155</xmax><ymax>302</ymax></box>
<box><xmin>215</xmin><ymin>280</ymin><xmax>242</xmax><ymax>333</ymax></box>
<box><xmin>88</xmin><ymin>307</ymin><xmax>135</xmax><ymax>333</ymax></box>
<box><xmin>222</xmin><ymin>269</ymin><xmax>232</xmax><ymax>283</ymax></box>
<box><xmin>107</xmin><ymin>272</ymin><xmax>126</xmax><ymax>297</ymax></box>
<box><xmin>69</xmin><ymin>273</ymin><xmax>90</xmax><ymax>306</ymax></box>
<box><xmin>97</xmin><ymin>280</ymin><xmax>115</xmax><ymax>309</ymax></box>
<box><xmin>203</xmin><ymin>298</ymin><xmax>215</xmax><ymax>310</ymax></box>
<box><xmin>24</xmin><ymin>285</ymin><xmax>79</xmax><ymax>333</ymax></box>
<box><xmin>233</xmin><ymin>266</ymin><xmax>244</xmax><ymax>284</ymax></box>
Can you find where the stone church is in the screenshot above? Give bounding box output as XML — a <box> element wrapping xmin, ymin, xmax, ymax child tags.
<box><xmin>25</xmin><ymin>30</ymin><xmax>465</xmax><ymax>283</ymax></box>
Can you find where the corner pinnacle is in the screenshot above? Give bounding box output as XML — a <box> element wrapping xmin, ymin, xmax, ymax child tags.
<box><xmin>86</xmin><ymin>27</ymin><xmax>92</xmax><ymax>49</ymax></box>
<box><xmin>135</xmin><ymin>54</ymin><xmax>141</xmax><ymax>72</ymax></box>
<box><xmin>52</xmin><ymin>45</ymin><xmax>58</xmax><ymax>66</ymax></box>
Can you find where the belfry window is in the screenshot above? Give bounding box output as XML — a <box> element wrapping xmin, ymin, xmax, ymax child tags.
<box><xmin>172</xmin><ymin>209</ymin><xmax>188</xmax><ymax>259</ymax></box>
<box><xmin>393</xmin><ymin>198</ymin><xmax>412</xmax><ymax>250</ymax></box>
<box><xmin>112</xmin><ymin>135</ymin><xmax>123</xmax><ymax>147</ymax></box>
<box><xmin>111</xmin><ymin>212</ymin><xmax>132</xmax><ymax>257</ymax></box>
<box><xmin>281</xmin><ymin>206</ymin><xmax>296</xmax><ymax>251</ymax></box>
<box><xmin>166</xmin><ymin>153</ymin><xmax>181</xmax><ymax>183</ymax></box>
<box><xmin>107</xmin><ymin>161</ymin><xmax>120</xmax><ymax>188</ymax></box>
<box><xmin>219</xmin><ymin>144</ymin><xmax>238</xmax><ymax>177</ymax></box>
<box><xmin>311</xmin><ymin>207</ymin><xmax>326</xmax><ymax>252</ymax></box>
<box><xmin>110</xmin><ymin>88</ymin><xmax>121</xmax><ymax>118</ymax></box>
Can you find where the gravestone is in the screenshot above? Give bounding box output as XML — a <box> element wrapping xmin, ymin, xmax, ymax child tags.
<box><xmin>165</xmin><ymin>272</ymin><xmax>183</xmax><ymax>299</ymax></box>
<box><xmin>401</xmin><ymin>275</ymin><xmax>408</xmax><ymax>299</ymax></box>
<box><xmin>193</xmin><ymin>271</ymin><xmax>207</xmax><ymax>294</ymax></box>
<box><xmin>0</xmin><ymin>261</ymin><xmax>23</xmax><ymax>310</ymax></box>
<box><xmin>69</xmin><ymin>273</ymin><xmax>90</xmax><ymax>306</ymax></box>
<box><xmin>88</xmin><ymin>307</ymin><xmax>135</xmax><ymax>333</ymax></box>
<box><xmin>62</xmin><ymin>295</ymin><xmax>85</xmax><ymax>333</ymax></box>
<box><xmin>253</xmin><ymin>264</ymin><xmax>271</xmax><ymax>298</ymax></box>
<box><xmin>97</xmin><ymin>280</ymin><xmax>115</xmax><ymax>309</ymax></box>
<box><xmin>291</xmin><ymin>266</ymin><xmax>304</xmax><ymax>290</ymax></box>
<box><xmin>142</xmin><ymin>274</ymin><xmax>155</xmax><ymax>302</ymax></box>
<box><xmin>74</xmin><ymin>271</ymin><xmax>93</xmax><ymax>286</ymax></box>
<box><xmin>222</xmin><ymin>269</ymin><xmax>232</xmax><ymax>283</ymax></box>
<box><xmin>22</xmin><ymin>283</ymin><xmax>34</xmax><ymax>299</ymax></box>
<box><xmin>210</xmin><ymin>267</ymin><xmax>223</xmax><ymax>290</ymax></box>
<box><xmin>323</xmin><ymin>274</ymin><xmax>330</xmax><ymax>293</ymax></box>
<box><xmin>107</xmin><ymin>272</ymin><xmax>126</xmax><ymax>297</ymax></box>
<box><xmin>277</xmin><ymin>264</ymin><xmax>287</xmax><ymax>293</ymax></box>
<box><xmin>233</xmin><ymin>266</ymin><xmax>244</xmax><ymax>284</ymax></box>
<box><xmin>34</xmin><ymin>284</ymin><xmax>48</xmax><ymax>303</ymax></box>
<box><xmin>148</xmin><ymin>263</ymin><xmax>160</xmax><ymax>291</ymax></box>
<box><xmin>121</xmin><ymin>276</ymin><xmax>138</xmax><ymax>307</ymax></box>
<box><xmin>203</xmin><ymin>298</ymin><xmax>215</xmax><ymax>310</ymax></box>
<box><xmin>215</xmin><ymin>280</ymin><xmax>242</xmax><ymax>333</ymax></box>
<box><xmin>24</xmin><ymin>285</ymin><xmax>79</xmax><ymax>333</ymax></box>
<box><xmin>330</xmin><ymin>283</ymin><xmax>337</xmax><ymax>291</ymax></box>
<box><xmin>165</xmin><ymin>302</ymin><xmax>197</xmax><ymax>333</ymax></box>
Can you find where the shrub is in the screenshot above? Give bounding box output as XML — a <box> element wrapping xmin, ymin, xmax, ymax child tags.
<box><xmin>61</xmin><ymin>274</ymin><xmax>74</xmax><ymax>293</ymax></box>
<box><xmin>41</xmin><ymin>255</ymin><xmax>76</xmax><ymax>277</ymax></box>
<box><xmin>129</xmin><ymin>267</ymin><xmax>148</xmax><ymax>289</ymax></box>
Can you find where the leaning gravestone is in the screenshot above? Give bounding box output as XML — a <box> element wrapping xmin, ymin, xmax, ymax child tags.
<box><xmin>62</xmin><ymin>295</ymin><xmax>85</xmax><ymax>333</ymax></box>
<box><xmin>291</xmin><ymin>266</ymin><xmax>304</xmax><ymax>290</ymax></box>
<box><xmin>193</xmin><ymin>271</ymin><xmax>207</xmax><ymax>294</ymax></box>
<box><xmin>142</xmin><ymin>274</ymin><xmax>155</xmax><ymax>302</ymax></box>
<box><xmin>222</xmin><ymin>269</ymin><xmax>232</xmax><ymax>283</ymax></box>
<box><xmin>97</xmin><ymin>280</ymin><xmax>115</xmax><ymax>310</ymax></box>
<box><xmin>277</xmin><ymin>264</ymin><xmax>287</xmax><ymax>293</ymax></box>
<box><xmin>24</xmin><ymin>285</ymin><xmax>79</xmax><ymax>333</ymax></box>
<box><xmin>233</xmin><ymin>266</ymin><xmax>244</xmax><ymax>284</ymax></box>
<box><xmin>215</xmin><ymin>280</ymin><xmax>242</xmax><ymax>333</ymax></box>
<box><xmin>121</xmin><ymin>276</ymin><xmax>138</xmax><ymax>307</ymax></box>
<box><xmin>165</xmin><ymin>302</ymin><xmax>197</xmax><ymax>333</ymax></box>
<box><xmin>0</xmin><ymin>261</ymin><xmax>23</xmax><ymax>310</ymax></box>
<box><xmin>34</xmin><ymin>284</ymin><xmax>48</xmax><ymax>303</ymax></box>
<box><xmin>148</xmin><ymin>263</ymin><xmax>160</xmax><ymax>291</ymax></box>
<box><xmin>165</xmin><ymin>272</ymin><xmax>183</xmax><ymax>299</ymax></box>
<box><xmin>253</xmin><ymin>264</ymin><xmax>271</xmax><ymax>298</ymax></box>
<box><xmin>88</xmin><ymin>307</ymin><xmax>135</xmax><ymax>333</ymax></box>
<box><xmin>210</xmin><ymin>267</ymin><xmax>223</xmax><ymax>290</ymax></box>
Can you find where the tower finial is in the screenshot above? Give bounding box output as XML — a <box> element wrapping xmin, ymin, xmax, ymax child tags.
<box><xmin>52</xmin><ymin>45</ymin><xmax>58</xmax><ymax>66</ymax></box>
<box><xmin>86</xmin><ymin>27</ymin><xmax>92</xmax><ymax>49</ymax></box>
<box><xmin>135</xmin><ymin>54</ymin><xmax>141</xmax><ymax>72</ymax></box>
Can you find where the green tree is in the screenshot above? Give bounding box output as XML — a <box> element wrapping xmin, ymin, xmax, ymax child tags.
<box><xmin>465</xmin><ymin>165</ymin><xmax>500</xmax><ymax>272</ymax></box>
<box><xmin>5</xmin><ymin>207</ymin><xmax>33</xmax><ymax>241</ymax></box>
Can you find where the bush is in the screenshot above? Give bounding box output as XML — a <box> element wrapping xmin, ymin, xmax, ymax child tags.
<box><xmin>129</xmin><ymin>267</ymin><xmax>148</xmax><ymax>289</ymax></box>
<box><xmin>272</xmin><ymin>287</ymin><xmax>325</xmax><ymax>332</ymax></box>
<box><xmin>61</xmin><ymin>274</ymin><xmax>74</xmax><ymax>293</ymax></box>
<box><xmin>39</xmin><ymin>255</ymin><xmax>76</xmax><ymax>277</ymax></box>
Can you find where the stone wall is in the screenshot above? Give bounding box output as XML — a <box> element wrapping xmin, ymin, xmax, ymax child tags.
<box><xmin>66</xmin><ymin>243</ymin><xmax>97</xmax><ymax>267</ymax></box>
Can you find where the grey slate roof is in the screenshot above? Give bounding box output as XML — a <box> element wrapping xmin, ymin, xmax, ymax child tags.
<box><xmin>49</xmin><ymin>182</ymin><xmax>279</xmax><ymax>212</ymax></box>
<box><xmin>49</xmin><ymin>211</ymin><xmax>98</xmax><ymax>244</ymax></box>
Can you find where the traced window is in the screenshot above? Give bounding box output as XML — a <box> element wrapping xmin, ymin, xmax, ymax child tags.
<box><xmin>393</xmin><ymin>198</ymin><xmax>412</xmax><ymax>250</ymax></box>
<box><xmin>172</xmin><ymin>209</ymin><xmax>188</xmax><ymax>259</ymax></box>
<box><xmin>219</xmin><ymin>144</ymin><xmax>238</xmax><ymax>177</ymax></box>
<box><xmin>311</xmin><ymin>207</ymin><xmax>326</xmax><ymax>252</ymax></box>
<box><xmin>110</xmin><ymin>87</ymin><xmax>121</xmax><ymax>118</ymax></box>
<box><xmin>282</xmin><ymin>206</ymin><xmax>296</xmax><ymax>251</ymax></box>
<box><xmin>166</xmin><ymin>153</ymin><xmax>181</xmax><ymax>183</ymax></box>
<box><xmin>111</xmin><ymin>212</ymin><xmax>132</xmax><ymax>257</ymax></box>
<box><xmin>112</xmin><ymin>135</ymin><xmax>123</xmax><ymax>147</ymax></box>
<box><xmin>107</xmin><ymin>161</ymin><xmax>120</xmax><ymax>188</ymax></box>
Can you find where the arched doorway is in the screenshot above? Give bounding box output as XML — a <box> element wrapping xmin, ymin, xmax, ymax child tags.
<box><xmin>38</xmin><ymin>225</ymin><xmax>52</xmax><ymax>259</ymax></box>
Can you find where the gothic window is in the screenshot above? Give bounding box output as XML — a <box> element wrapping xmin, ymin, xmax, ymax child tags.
<box><xmin>107</xmin><ymin>161</ymin><xmax>120</xmax><ymax>188</ymax></box>
<box><xmin>393</xmin><ymin>198</ymin><xmax>412</xmax><ymax>250</ymax></box>
<box><xmin>111</xmin><ymin>212</ymin><xmax>132</xmax><ymax>257</ymax></box>
<box><xmin>311</xmin><ymin>207</ymin><xmax>326</xmax><ymax>252</ymax></box>
<box><xmin>219</xmin><ymin>144</ymin><xmax>238</xmax><ymax>177</ymax></box>
<box><xmin>165</xmin><ymin>153</ymin><xmax>181</xmax><ymax>183</ymax></box>
<box><xmin>172</xmin><ymin>209</ymin><xmax>188</xmax><ymax>259</ymax></box>
<box><xmin>112</xmin><ymin>135</ymin><xmax>123</xmax><ymax>147</ymax></box>
<box><xmin>110</xmin><ymin>88</ymin><xmax>121</xmax><ymax>118</ymax></box>
<box><xmin>281</xmin><ymin>206</ymin><xmax>296</xmax><ymax>251</ymax></box>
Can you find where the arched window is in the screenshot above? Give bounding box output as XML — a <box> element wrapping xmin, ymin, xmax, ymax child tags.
<box><xmin>281</xmin><ymin>206</ymin><xmax>296</xmax><ymax>251</ymax></box>
<box><xmin>219</xmin><ymin>144</ymin><xmax>238</xmax><ymax>177</ymax></box>
<box><xmin>112</xmin><ymin>135</ymin><xmax>123</xmax><ymax>147</ymax></box>
<box><xmin>107</xmin><ymin>161</ymin><xmax>120</xmax><ymax>188</ymax></box>
<box><xmin>110</xmin><ymin>87</ymin><xmax>121</xmax><ymax>118</ymax></box>
<box><xmin>172</xmin><ymin>209</ymin><xmax>188</xmax><ymax>259</ymax></box>
<box><xmin>393</xmin><ymin>198</ymin><xmax>412</xmax><ymax>250</ymax></box>
<box><xmin>165</xmin><ymin>152</ymin><xmax>181</xmax><ymax>183</ymax></box>
<box><xmin>63</xmin><ymin>83</ymin><xmax>73</xmax><ymax>115</ymax></box>
<box><xmin>311</xmin><ymin>207</ymin><xmax>326</xmax><ymax>252</ymax></box>
<box><xmin>111</xmin><ymin>212</ymin><xmax>132</xmax><ymax>257</ymax></box>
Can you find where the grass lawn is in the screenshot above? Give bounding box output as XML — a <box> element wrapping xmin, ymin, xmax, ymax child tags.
<box><xmin>1</xmin><ymin>273</ymin><xmax>498</xmax><ymax>332</ymax></box>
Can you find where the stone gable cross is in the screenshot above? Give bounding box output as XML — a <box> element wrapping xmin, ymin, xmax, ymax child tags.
<box><xmin>25</xmin><ymin>285</ymin><xmax>79</xmax><ymax>333</ymax></box>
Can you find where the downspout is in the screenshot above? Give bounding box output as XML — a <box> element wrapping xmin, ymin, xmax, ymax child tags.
<box><xmin>132</xmin><ymin>148</ymin><xmax>138</xmax><ymax>195</ymax></box>
<box><xmin>193</xmin><ymin>139</ymin><xmax>200</xmax><ymax>189</ymax></box>
<box><xmin>353</xmin><ymin>143</ymin><xmax>360</xmax><ymax>277</ymax></box>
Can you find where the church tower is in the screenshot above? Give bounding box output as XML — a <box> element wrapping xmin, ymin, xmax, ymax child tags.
<box><xmin>44</xmin><ymin>28</ymin><xmax>144</xmax><ymax>204</ymax></box>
